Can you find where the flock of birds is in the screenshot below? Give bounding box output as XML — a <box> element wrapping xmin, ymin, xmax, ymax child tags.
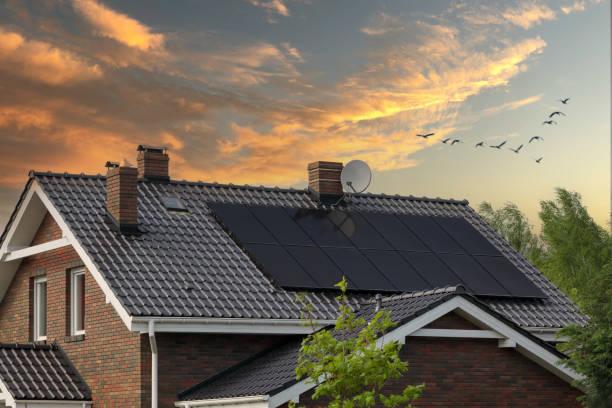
<box><xmin>416</xmin><ymin>97</ymin><xmax>572</xmax><ymax>164</ymax></box>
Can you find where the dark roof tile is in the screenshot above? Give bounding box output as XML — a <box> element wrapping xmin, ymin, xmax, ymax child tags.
<box><xmin>0</xmin><ymin>343</ymin><xmax>91</xmax><ymax>401</ymax></box>
<box><xmin>18</xmin><ymin>172</ymin><xmax>586</xmax><ymax>328</ymax></box>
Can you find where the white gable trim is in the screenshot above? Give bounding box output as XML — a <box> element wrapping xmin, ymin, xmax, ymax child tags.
<box><xmin>3</xmin><ymin>237</ymin><xmax>71</xmax><ymax>262</ymax></box>
<box><xmin>174</xmin><ymin>396</ymin><xmax>269</xmax><ymax>408</ymax></box>
<box><xmin>0</xmin><ymin>180</ymin><xmax>133</xmax><ymax>330</ymax></box>
<box><xmin>198</xmin><ymin>295</ymin><xmax>583</xmax><ymax>408</ymax></box>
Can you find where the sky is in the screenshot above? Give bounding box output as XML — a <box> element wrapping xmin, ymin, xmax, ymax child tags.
<box><xmin>0</xmin><ymin>0</ymin><xmax>609</xmax><ymax>230</ymax></box>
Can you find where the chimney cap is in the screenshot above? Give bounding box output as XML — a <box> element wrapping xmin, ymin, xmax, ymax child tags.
<box><xmin>105</xmin><ymin>161</ymin><xmax>120</xmax><ymax>169</ymax></box>
<box><xmin>137</xmin><ymin>145</ymin><xmax>167</xmax><ymax>154</ymax></box>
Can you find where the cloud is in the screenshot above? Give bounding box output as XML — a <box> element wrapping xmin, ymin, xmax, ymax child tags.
<box><xmin>189</xmin><ymin>41</ymin><xmax>304</xmax><ymax>87</ymax></box>
<box><xmin>72</xmin><ymin>0</ymin><xmax>164</xmax><ymax>51</ymax></box>
<box><xmin>360</xmin><ymin>13</ymin><xmax>405</xmax><ymax>36</ymax></box>
<box><xmin>480</xmin><ymin>94</ymin><xmax>543</xmax><ymax>116</ymax></box>
<box><xmin>0</xmin><ymin>106</ymin><xmax>54</xmax><ymax>130</ymax></box>
<box><xmin>502</xmin><ymin>3</ymin><xmax>556</xmax><ymax>29</ymax></box>
<box><xmin>0</xmin><ymin>27</ymin><xmax>102</xmax><ymax>85</ymax></box>
<box><xmin>247</xmin><ymin>0</ymin><xmax>290</xmax><ymax>22</ymax></box>
<box><xmin>561</xmin><ymin>1</ymin><xmax>586</xmax><ymax>14</ymax></box>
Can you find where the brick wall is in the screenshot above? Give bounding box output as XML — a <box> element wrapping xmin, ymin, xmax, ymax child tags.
<box><xmin>294</xmin><ymin>335</ymin><xmax>582</xmax><ymax>408</ymax></box>
<box><xmin>0</xmin><ymin>213</ymin><xmax>147</xmax><ymax>407</ymax></box>
<box><xmin>151</xmin><ymin>333</ymin><xmax>288</xmax><ymax>407</ymax></box>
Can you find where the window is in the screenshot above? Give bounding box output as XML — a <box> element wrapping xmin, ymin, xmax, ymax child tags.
<box><xmin>33</xmin><ymin>276</ymin><xmax>47</xmax><ymax>341</ymax></box>
<box><xmin>70</xmin><ymin>269</ymin><xmax>85</xmax><ymax>336</ymax></box>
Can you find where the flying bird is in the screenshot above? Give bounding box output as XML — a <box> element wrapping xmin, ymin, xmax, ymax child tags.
<box><xmin>529</xmin><ymin>136</ymin><xmax>544</xmax><ymax>143</ymax></box>
<box><xmin>542</xmin><ymin>120</ymin><xmax>557</xmax><ymax>125</ymax></box>
<box><xmin>416</xmin><ymin>133</ymin><xmax>435</xmax><ymax>139</ymax></box>
<box><xmin>549</xmin><ymin>111</ymin><xmax>566</xmax><ymax>118</ymax></box>
<box><xmin>535</xmin><ymin>157</ymin><xmax>543</xmax><ymax>164</ymax></box>
<box><xmin>490</xmin><ymin>141</ymin><xmax>507</xmax><ymax>149</ymax></box>
<box><xmin>559</xmin><ymin>98</ymin><xmax>570</xmax><ymax>104</ymax></box>
<box><xmin>475</xmin><ymin>141</ymin><xmax>485</xmax><ymax>148</ymax></box>
<box><xmin>441</xmin><ymin>138</ymin><xmax>451</xmax><ymax>144</ymax></box>
<box><xmin>509</xmin><ymin>144</ymin><xmax>523</xmax><ymax>154</ymax></box>
<box><xmin>450</xmin><ymin>139</ymin><xmax>462</xmax><ymax>145</ymax></box>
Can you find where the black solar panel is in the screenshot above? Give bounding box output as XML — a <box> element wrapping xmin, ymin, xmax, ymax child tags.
<box><xmin>323</xmin><ymin>247</ymin><xmax>396</xmax><ymax>291</ymax></box>
<box><xmin>328</xmin><ymin>211</ymin><xmax>391</xmax><ymax>250</ymax></box>
<box><xmin>398</xmin><ymin>214</ymin><xmax>464</xmax><ymax>254</ymax></box>
<box><xmin>362</xmin><ymin>250</ymin><xmax>430</xmax><ymax>291</ymax></box>
<box><xmin>438</xmin><ymin>253</ymin><xmax>509</xmax><ymax>296</ymax></box>
<box><xmin>400</xmin><ymin>251</ymin><xmax>463</xmax><ymax>288</ymax></box>
<box><xmin>250</xmin><ymin>206</ymin><xmax>314</xmax><ymax>246</ymax></box>
<box><xmin>436</xmin><ymin>217</ymin><xmax>499</xmax><ymax>256</ymax></box>
<box><xmin>361</xmin><ymin>212</ymin><xmax>427</xmax><ymax>252</ymax></box>
<box><xmin>286</xmin><ymin>246</ymin><xmax>344</xmax><ymax>287</ymax></box>
<box><xmin>288</xmin><ymin>208</ymin><xmax>353</xmax><ymax>248</ymax></box>
<box><xmin>475</xmin><ymin>256</ymin><xmax>545</xmax><ymax>298</ymax></box>
<box><xmin>208</xmin><ymin>203</ymin><xmax>546</xmax><ymax>299</ymax></box>
<box><xmin>244</xmin><ymin>244</ymin><xmax>318</xmax><ymax>288</ymax></box>
<box><xmin>208</xmin><ymin>203</ymin><xmax>276</xmax><ymax>245</ymax></box>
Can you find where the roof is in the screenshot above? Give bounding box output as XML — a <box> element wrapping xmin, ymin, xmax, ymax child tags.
<box><xmin>178</xmin><ymin>287</ymin><xmax>566</xmax><ymax>401</ymax></box>
<box><xmin>0</xmin><ymin>343</ymin><xmax>91</xmax><ymax>401</ymax></box>
<box><xmin>4</xmin><ymin>171</ymin><xmax>585</xmax><ymax>328</ymax></box>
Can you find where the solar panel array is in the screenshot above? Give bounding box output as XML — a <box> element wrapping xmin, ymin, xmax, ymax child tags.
<box><xmin>207</xmin><ymin>203</ymin><xmax>545</xmax><ymax>299</ymax></box>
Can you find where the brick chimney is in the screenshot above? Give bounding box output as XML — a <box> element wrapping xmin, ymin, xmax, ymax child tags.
<box><xmin>105</xmin><ymin>161</ymin><xmax>138</xmax><ymax>233</ymax></box>
<box><xmin>307</xmin><ymin>161</ymin><xmax>344</xmax><ymax>204</ymax></box>
<box><xmin>137</xmin><ymin>145</ymin><xmax>169</xmax><ymax>181</ymax></box>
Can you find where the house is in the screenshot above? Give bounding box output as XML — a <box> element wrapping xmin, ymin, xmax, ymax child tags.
<box><xmin>0</xmin><ymin>145</ymin><xmax>586</xmax><ymax>407</ymax></box>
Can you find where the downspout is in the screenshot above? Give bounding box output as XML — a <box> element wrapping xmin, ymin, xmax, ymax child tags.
<box><xmin>149</xmin><ymin>320</ymin><xmax>158</xmax><ymax>408</ymax></box>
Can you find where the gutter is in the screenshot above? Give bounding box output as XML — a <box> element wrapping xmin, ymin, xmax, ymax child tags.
<box><xmin>175</xmin><ymin>395</ymin><xmax>269</xmax><ymax>408</ymax></box>
<box><xmin>131</xmin><ymin>317</ymin><xmax>334</xmax><ymax>335</ymax></box>
<box><xmin>149</xmin><ymin>320</ymin><xmax>158</xmax><ymax>408</ymax></box>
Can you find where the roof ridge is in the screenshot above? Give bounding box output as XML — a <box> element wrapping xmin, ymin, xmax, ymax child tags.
<box><xmin>0</xmin><ymin>342</ymin><xmax>54</xmax><ymax>350</ymax></box>
<box><xmin>369</xmin><ymin>285</ymin><xmax>465</xmax><ymax>304</ymax></box>
<box><xmin>30</xmin><ymin>171</ymin><xmax>469</xmax><ymax>205</ymax></box>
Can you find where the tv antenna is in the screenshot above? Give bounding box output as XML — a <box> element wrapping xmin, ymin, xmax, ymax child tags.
<box><xmin>341</xmin><ymin>160</ymin><xmax>372</xmax><ymax>194</ymax></box>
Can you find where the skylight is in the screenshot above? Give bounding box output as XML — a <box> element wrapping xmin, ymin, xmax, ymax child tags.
<box><xmin>161</xmin><ymin>196</ymin><xmax>188</xmax><ymax>212</ymax></box>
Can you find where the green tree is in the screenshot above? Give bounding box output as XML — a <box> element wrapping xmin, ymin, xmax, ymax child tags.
<box><xmin>480</xmin><ymin>189</ymin><xmax>612</xmax><ymax>406</ymax></box>
<box><xmin>296</xmin><ymin>278</ymin><xmax>423</xmax><ymax>408</ymax></box>
<box><xmin>539</xmin><ymin>189</ymin><xmax>612</xmax><ymax>407</ymax></box>
<box><xmin>478</xmin><ymin>201</ymin><xmax>545</xmax><ymax>265</ymax></box>
<box><xmin>539</xmin><ymin>189</ymin><xmax>612</xmax><ymax>301</ymax></box>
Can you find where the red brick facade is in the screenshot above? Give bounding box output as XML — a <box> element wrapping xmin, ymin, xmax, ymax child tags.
<box><xmin>0</xmin><ymin>213</ymin><xmax>146</xmax><ymax>407</ymax></box>
<box><xmin>295</xmin><ymin>336</ymin><xmax>582</xmax><ymax>408</ymax></box>
<box><xmin>151</xmin><ymin>333</ymin><xmax>288</xmax><ymax>407</ymax></box>
<box><xmin>0</xmin><ymin>213</ymin><xmax>291</xmax><ymax>407</ymax></box>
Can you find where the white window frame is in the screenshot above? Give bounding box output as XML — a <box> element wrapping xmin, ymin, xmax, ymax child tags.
<box><xmin>33</xmin><ymin>276</ymin><xmax>47</xmax><ymax>341</ymax></box>
<box><xmin>70</xmin><ymin>268</ymin><xmax>86</xmax><ymax>336</ymax></box>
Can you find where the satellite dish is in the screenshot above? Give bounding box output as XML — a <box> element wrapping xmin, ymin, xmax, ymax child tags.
<box><xmin>341</xmin><ymin>160</ymin><xmax>372</xmax><ymax>193</ymax></box>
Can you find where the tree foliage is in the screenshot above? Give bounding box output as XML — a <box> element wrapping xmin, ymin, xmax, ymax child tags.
<box><xmin>479</xmin><ymin>188</ymin><xmax>612</xmax><ymax>406</ymax></box>
<box><xmin>478</xmin><ymin>201</ymin><xmax>545</xmax><ymax>264</ymax></box>
<box><xmin>296</xmin><ymin>278</ymin><xmax>423</xmax><ymax>408</ymax></box>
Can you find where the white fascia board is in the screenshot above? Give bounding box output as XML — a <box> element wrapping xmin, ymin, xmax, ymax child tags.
<box><xmin>266</xmin><ymin>296</ymin><xmax>584</xmax><ymax>408</ymax></box>
<box><xmin>14</xmin><ymin>401</ymin><xmax>92</xmax><ymax>408</ymax></box>
<box><xmin>174</xmin><ymin>395</ymin><xmax>269</xmax><ymax>408</ymax></box>
<box><xmin>132</xmin><ymin>317</ymin><xmax>333</xmax><ymax>335</ymax></box>
<box><xmin>3</xmin><ymin>237</ymin><xmax>70</xmax><ymax>261</ymax></box>
<box><xmin>410</xmin><ymin>328</ymin><xmax>503</xmax><ymax>339</ymax></box>
<box><xmin>28</xmin><ymin>182</ymin><xmax>133</xmax><ymax>330</ymax></box>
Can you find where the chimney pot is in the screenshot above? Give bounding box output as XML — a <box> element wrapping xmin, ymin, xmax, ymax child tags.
<box><xmin>307</xmin><ymin>161</ymin><xmax>344</xmax><ymax>204</ymax></box>
<box><xmin>106</xmin><ymin>164</ymin><xmax>138</xmax><ymax>233</ymax></box>
<box><xmin>137</xmin><ymin>145</ymin><xmax>169</xmax><ymax>181</ymax></box>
